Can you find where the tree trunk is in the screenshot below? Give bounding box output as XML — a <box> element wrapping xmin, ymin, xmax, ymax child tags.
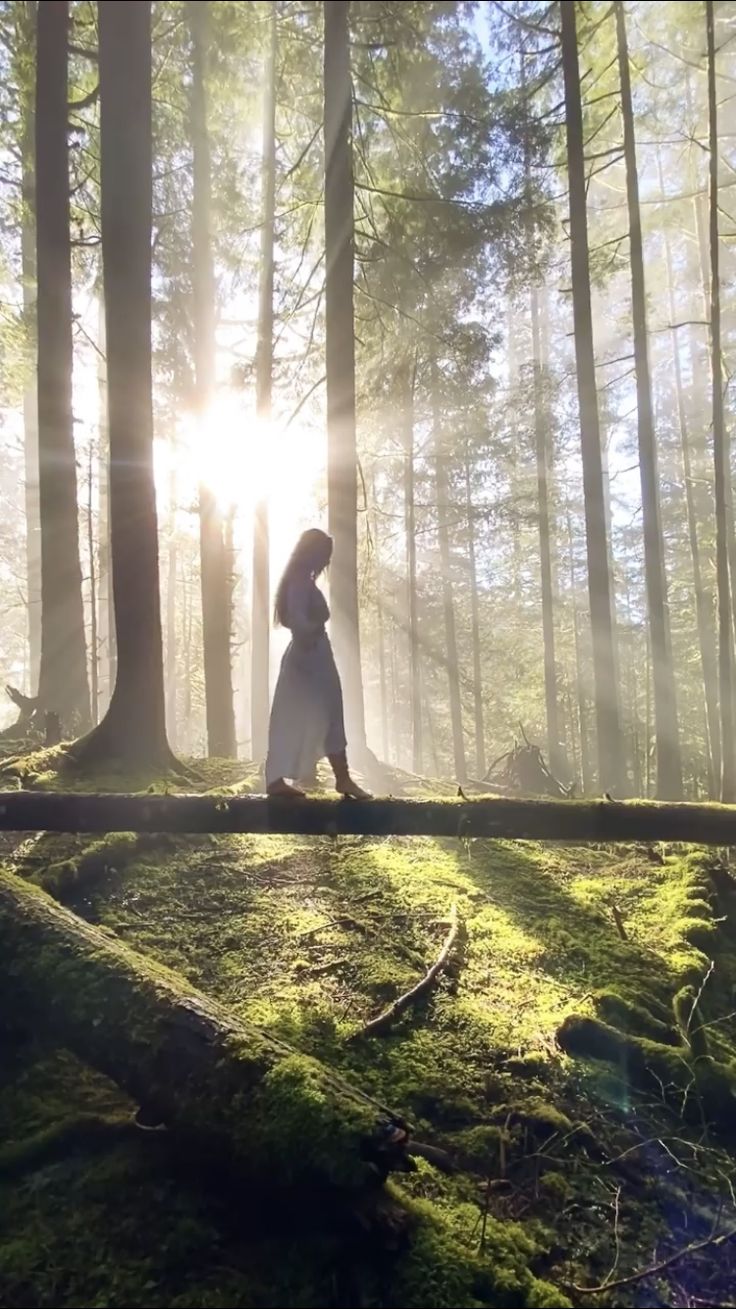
<box><xmin>166</xmin><ymin>460</ymin><xmax>178</xmax><ymax>751</ymax></box>
<box><xmin>616</xmin><ymin>2</ymin><xmax>682</xmax><ymax>799</ymax></box>
<box><xmin>73</xmin><ymin>0</ymin><xmax>170</xmax><ymax>768</ymax></box>
<box><xmin>464</xmin><ymin>451</ymin><xmax>486</xmax><ymax>779</ymax></box>
<box><xmin>251</xmin><ymin>1</ymin><xmax>277</xmax><ymax>763</ymax></box>
<box><xmin>424</xmin><ymin>658</ymin><xmax>440</xmax><ymax>778</ymax></box>
<box><xmin>2</xmin><ymin>789</ymin><xmax>736</xmax><ymax>844</ymax></box>
<box><xmin>17</xmin><ymin>0</ymin><xmax>41</xmax><ymax>696</ymax></box>
<box><xmin>402</xmin><ymin>358</ymin><xmax>422</xmax><ymax>774</ymax></box>
<box><xmin>506</xmin><ymin>304</ymin><xmax>522</xmax><ymax>607</ymax></box>
<box><xmin>87</xmin><ymin>444</ymin><xmax>98</xmax><ymax>724</ymax></box>
<box><xmin>96</xmin><ymin>298</ymin><xmax>114</xmax><ymax>716</ymax></box>
<box><xmin>688</xmin><ymin>72</ymin><xmax>736</xmax><ymax>665</ymax></box>
<box><xmin>432</xmin><ymin>381</ymin><xmax>467</xmax><ymax>785</ymax></box>
<box><xmin>35</xmin><ymin>0</ymin><xmax>91</xmax><ymax>733</ymax></box>
<box><xmin>189</xmin><ymin>0</ymin><xmax>236</xmax><ymax>760</ymax></box>
<box><xmin>323</xmin><ymin>0</ymin><xmax>367</xmax><ymax>756</ymax></box>
<box><xmin>561</xmin><ymin>0</ymin><xmax>625</xmax><ymax>795</ymax></box>
<box><xmin>687</xmin><ymin>91</ymin><xmax>736</xmax><ymax>678</ymax></box>
<box><xmin>370</xmin><ymin>472</ymin><xmax>389</xmax><ymax>763</ymax></box>
<box><xmin>531</xmin><ymin>287</ymin><xmax>562</xmax><ymax>778</ymax></box>
<box><xmin>0</xmin><ymin>867</ymin><xmax>407</xmax><ymax>1190</ymax></box>
<box><xmin>566</xmin><ymin>506</ymin><xmax>593</xmax><ymax>794</ymax></box>
<box><xmin>660</xmin><ymin>172</ymin><xmax>720</xmax><ymax>795</ymax></box>
<box><xmin>183</xmin><ymin>569</ymin><xmax>194</xmax><ymax>753</ymax></box>
<box><xmin>706</xmin><ymin>1</ymin><xmax>736</xmax><ymax>802</ymax></box>
<box><xmin>389</xmin><ymin>613</ymin><xmax>399</xmax><ymax>765</ymax></box>
<box><xmin>623</xmin><ymin>582</ymin><xmax>643</xmax><ymax>797</ymax></box>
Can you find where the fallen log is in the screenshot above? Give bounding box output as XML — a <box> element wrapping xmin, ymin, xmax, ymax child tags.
<box><xmin>0</xmin><ymin>868</ymin><xmax>410</xmax><ymax>1191</ymax></box>
<box><xmin>0</xmin><ymin>791</ymin><xmax>736</xmax><ymax>843</ymax></box>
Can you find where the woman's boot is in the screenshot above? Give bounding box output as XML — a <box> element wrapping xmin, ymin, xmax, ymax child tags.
<box><xmin>267</xmin><ymin>778</ymin><xmax>306</xmax><ymax>798</ymax></box>
<box><xmin>328</xmin><ymin>751</ymin><xmax>372</xmax><ymax>799</ymax></box>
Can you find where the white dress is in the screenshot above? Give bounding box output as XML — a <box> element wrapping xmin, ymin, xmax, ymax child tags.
<box><xmin>265</xmin><ymin>570</ymin><xmax>347</xmax><ymax>786</ymax></box>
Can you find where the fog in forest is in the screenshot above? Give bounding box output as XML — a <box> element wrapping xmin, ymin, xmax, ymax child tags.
<box><xmin>1</xmin><ymin>0</ymin><xmax>736</xmax><ymax>802</ymax></box>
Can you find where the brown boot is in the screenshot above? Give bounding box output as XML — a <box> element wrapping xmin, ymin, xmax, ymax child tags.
<box><xmin>267</xmin><ymin>778</ymin><xmax>306</xmax><ymax>798</ymax></box>
<box><xmin>328</xmin><ymin>752</ymin><xmax>372</xmax><ymax>800</ymax></box>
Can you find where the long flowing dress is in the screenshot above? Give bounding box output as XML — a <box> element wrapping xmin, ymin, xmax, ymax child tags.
<box><xmin>265</xmin><ymin>569</ymin><xmax>347</xmax><ymax>786</ymax></box>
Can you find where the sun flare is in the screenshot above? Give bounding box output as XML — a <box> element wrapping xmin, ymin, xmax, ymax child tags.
<box><xmin>153</xmin><ymin>390</ymin><xmax>327</xmax><ymax>575</ymax></box>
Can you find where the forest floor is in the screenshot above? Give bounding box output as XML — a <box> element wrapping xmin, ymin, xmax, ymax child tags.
<box><xmin>1</xmin><ymin>751</ymin><xmax>736</xmax><ymax>1307</ymax></box>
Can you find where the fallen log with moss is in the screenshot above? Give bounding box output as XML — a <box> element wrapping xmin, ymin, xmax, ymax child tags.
<box><xmin>557</xmin><ymin>1013</ymin><xmax>736</xmax><ymax>1132</ymax></box>
<box><xmin>2</xmin><ymin>791</ymin><xmax>736</xmax><ymax>842</ymax></box>
<box><xmin>0</xmin><ymin>868</ymin><xmax>411</xmax><ymax>1192</ymax></box>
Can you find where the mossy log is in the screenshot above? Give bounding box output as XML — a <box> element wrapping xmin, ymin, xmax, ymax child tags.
<box><xmin>557</xmin><ymin>1013</ymin><xmax>736</xmax><ymax>1129</ymax></box>
<box><xmin>2</xmin><ymin>791</ymin><xmax>736</xmax><ymax>842</ymax></box>
<box><xmin>0</xmin><ymin>868</ymin><xmax>410</xmax><ymax>1192</ymax></box>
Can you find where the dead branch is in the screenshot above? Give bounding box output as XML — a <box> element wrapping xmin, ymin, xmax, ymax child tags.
<box><xmin>350</xmin><ymin>904</ymin><xmax>459</xmax><ymax>1039</ymax></box>
<box><xmin>568</xmin><ymin>1224</ymin><xmax>736</xmax><ymax>1295</ymax></box>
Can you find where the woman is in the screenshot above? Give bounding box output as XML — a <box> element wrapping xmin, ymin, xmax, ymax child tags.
<box><xmin>265</xmin><ymin>528</ymin><xmax>370</xmax><ymax>799</ymax></box>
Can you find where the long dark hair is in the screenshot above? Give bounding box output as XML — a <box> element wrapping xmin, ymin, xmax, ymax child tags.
<box><xmin>274</xmin><ymin>528</ymin><xmax>333</xmax><ymax>626</ymax></box>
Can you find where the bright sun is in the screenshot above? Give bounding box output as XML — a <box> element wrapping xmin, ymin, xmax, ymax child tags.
<box><xmin>153</xmin><ymin>389</ymin><xmax>327</xmax><ymax>572</ymax></box>
<box><xmin>72</xmin><ymin>297</ymin><xmax>326</xmax><ymax>581</ymax></box>
<box><xmin>175</xmin><ymin>392</ymin><xmax>272</xmax><ymax>517</ymax></box>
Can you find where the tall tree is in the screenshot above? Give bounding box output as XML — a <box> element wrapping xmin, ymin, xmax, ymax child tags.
<box><xmin>165</xmin><ymin>460</ymin><xmax>178</xmax><ymax>750</ymax></box>
<box><xmin>531</xmin><ymin>285</ymin><xmax>561</xmax><ymax>778</ymax></box>
<box><xmin>432</xmin><ymin>376</ymin><xmax>467</xmax><ymax>785</ymax></box>
<box><xmin>402</xmin><ymin>356</ymin><xmax>422</xmax><ymax>774</ymax></box>
<box><xmin>74</xmin><ymin>0</ymin><xmax>170</xmax><ymax>767</ymax></box>
<box><xmin>615</xmin><ymin>0</ymin><xmax>682</xmax><ymax>799</ymax></box>
<box><xmin>251</xmin><ymin>1</ymin><xmax>277</xmax><ymax>763</ymax></box>
<box><xmin>35</xmin><ymin>0</ymin><xmax>90</xmax><ymax>732</ymax></box>
<box><xmin>560</xmin><ymin>0</ymin><xmax>626</xmax><ymax>794</ymax></box>
<box><xmin>659</xmin><ymin>183</ymin><xmax>720</xmax><ymax>794</ymax></box>
<box><xmin>15</xmin><ymin>1</ymin><xmax>40</xmax><ymax>694</ymax></box>
<box><xmin>706</xmin><ymin>0</ymin><xmax>735</xmax><ymax>802</ymax></box>
<box><xmin>370</xmin><ymin>471</ymin><xmax>389</xmax><ymax>763</ymax></box>
<box><xmin>323</xmin><ymin>0</ymin><xmax>367</xmax><ymax>755</ymax></box>
<box><xmin>464</xmin><ymin>445</ymin><xmax>485</xmax><ymax>779</ymax></box>
<box><xmin>189</xmin><ymin>0</ymin><xmax>236</xmax><ymax>759</ymax></box>
<box><xmin>96</xmin><ymin>298</ymin><xmax>114</xmax><ymax>717</ymax></box>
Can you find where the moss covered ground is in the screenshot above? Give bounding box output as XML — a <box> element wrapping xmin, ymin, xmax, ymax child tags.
<box><xmin>2</xmin><ymin>752</ymin><xmax>736</xmax><ymax>1306</ymax></box>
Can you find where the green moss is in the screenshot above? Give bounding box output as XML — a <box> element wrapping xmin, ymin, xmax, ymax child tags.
<box><xmin>244</xmin><ymin>1053</ymin><xmax>377</xmax><ymax>1189</ymax></box>
<box><xmin>507</xmin><ymin>1099</ymin><xmax>575</xmax><ymax>1141</ymax></box>
<box><xmin>557</xmin><ymin>1012</ymin><xmax>736</xmax><ymax>1130</ymax></box>
<box><xmin>388</xmin><ymin>1190</ymin><xmax>570</xmax><ymax>1309</ymax></box>
<box><xmin>3</xmin><ymin>767</ymin><xmax>736</xmax><ymax>1304</ymax></box>
<box><xmin>502</xmin><ymin>1053</ymin><xmax>550</xmax><ymax>1079</ymax></box>
<box><xmin>38</xmin><ymin>832</ymin><xmax>141</xmax><ymax>896</ymax></box>
<box><xmin>594</xmin><ymin>989</ymin><xmax>679</xmax><ymax>1045</ymax></box>
<box><xmin>537</xmin><ymin>1172</ymin><xmax>571</xmax><ymax>1204</ymax></box>
<box><xmin>452</xmin><ymin>1125</ymin><xmax>508</xmax><ymax>1171</ymax></box>
<box><xmin>0</xmin><ymin>1112</ymin><xmax>132</xmax><ymax>1176</ymax></box>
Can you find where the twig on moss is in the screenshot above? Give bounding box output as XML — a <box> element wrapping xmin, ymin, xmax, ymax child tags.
<box><xmin>687</xmin><ymin>959</ymin><xmax>715</xmax><ymax>1035</ymax></box>
<box><xmin>567</xmin><ymin>1223</ymin><xmax>736</xmax><ymax>1295</ymax></box>
<box><xmin>603</xmin><ymin>1186</ymin><xmax>623</xmax><ymax>1286</ymax></box>
<box><xmin>609</xmin><ymin>901</ymin><xmax>627</xmax><ymax>940</ymax></box>
<box><xmin>348</xmin><ymin>904</ymin><xmax>460</xmax><ymax>1039</ymax></box>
